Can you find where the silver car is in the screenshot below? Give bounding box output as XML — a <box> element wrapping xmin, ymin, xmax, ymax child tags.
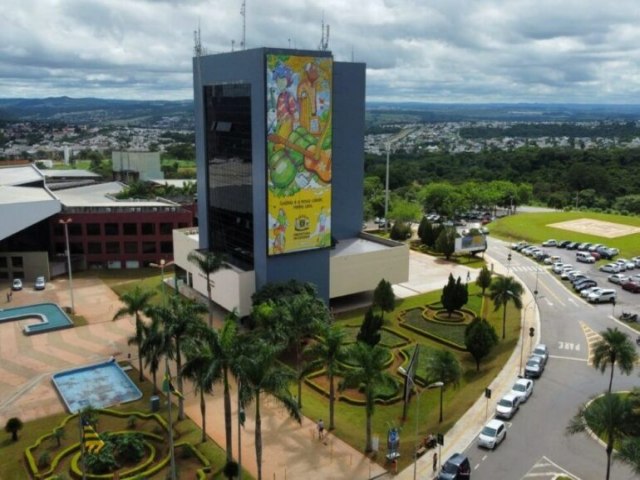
<box><xmin>510</xmin><ymin>378</ymin><xmax>533</xmax><ymax>403</ymax></box>
<box><xmin>532</xmin><ymin>344</ymin><xmax>549</xmax><ymax>366</ymax></box>
<box><xmin>525</xmin><ymin>355</ymin><xmax>544</xmax><ymax>378</ymax></box>
<box><xmin>495</xmin><ymin>393</ymin><xmax>521</xmax><ymax>419</ymax></box>
<box><xmin>478</xmin><ymin>419</ymin><xmax>507</xmax><ymax>449</ymax></box>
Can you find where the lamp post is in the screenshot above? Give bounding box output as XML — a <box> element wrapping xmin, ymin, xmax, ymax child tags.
<box><xmin>519</xmin><ymin>290</ymin><xmax>538</xmax><ymax>376</ymax></box>
<box><xmin>59</xmin><ymin>218</ymin><xmax>75</xmax><ymax>314</ymax></box>
<box><xmin>384</xmin><ymin>142</ymin><xmax>390</xmax><ymax>233</ymax></box>
<box><xmin>398</xmin><ymin>366</ymin><xmax>443</xmax><ymax>480</ymax></box>
<box><xmin>150</xmin><ymin>259</ymin><xmax>174</xmax><ymax>305</ymax></box>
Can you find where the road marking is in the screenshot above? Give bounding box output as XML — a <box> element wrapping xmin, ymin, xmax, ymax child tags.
<box><xmin>543</xmin><ymin>298</ymin><xmax>553</xmax><ymax>307</ymax></box>
<box><xmin>474</xmin><ymin>463</ymin><xmax>480</xmax><ymax>470</ymax></box>
<box><xmin>567</xmin><ymin>297</ymin><xmax>578</xmax><ymax>306</ymax></box>
<box><xmin>548</xmin><ymin>354</ymin><xmax>588</xmax><ymax>362</ymax></box>
<box><xmin>482</xmin><ymin>455</ymin><xmax>487</xmax><ymax>461</ymax></box>
<box><xmin>539</xmin><ymin>281</ymin><xmax>565</xmax><ymax>306</ymax></box>
<box><xmin>557</xmin><ymin>341</ymin><xmax>581</xmax><ymax>351</ymax></box>
<box><xmin>579</xmin><ymin>322</ymin><xmax>603</xmax><ymax>365</ymax></box>
<box><xmin>521</xmin><ymin>455</ymin><xmax>582</xmax><ymax>479</ymax></box>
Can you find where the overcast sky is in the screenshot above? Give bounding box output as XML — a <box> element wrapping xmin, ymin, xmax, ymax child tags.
<box><xmin>2</xmin><ymin>0</ymin><xmax>640</xmax><ymax>103</ymax></box>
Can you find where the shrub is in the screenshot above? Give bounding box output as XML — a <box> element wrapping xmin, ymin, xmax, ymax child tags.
<box><xmin>127</xmin><ymin>415</ymin><xmax>137</xmax><ymax>429</ymax></box>
<box><xmin>114</xmin><ymin>432</ymin><xmax>146</xmax><ymax>463</ymax></box>
<box><xmin>37</xmin><ymin>451</ymin><xmax>51</xmax><ymax>468</ymax></box>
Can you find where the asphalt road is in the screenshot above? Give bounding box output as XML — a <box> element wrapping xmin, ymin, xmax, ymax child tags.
<box><xmin>464</xmin><ymin>238</ymin><xmax>639</xmax><ymax>480</ymax></box>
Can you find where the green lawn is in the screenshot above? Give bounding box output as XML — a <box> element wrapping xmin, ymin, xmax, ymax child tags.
<box><xmin>491</xmin><ymin>211</ymin><xmax>640</xmax><ymax>258</ymax></box>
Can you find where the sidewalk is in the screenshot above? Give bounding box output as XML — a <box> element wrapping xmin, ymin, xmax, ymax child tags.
<box><xmin>395</xmin><ymin>252</ymin><xmax>540</xmax><ymax>479</ymax></box>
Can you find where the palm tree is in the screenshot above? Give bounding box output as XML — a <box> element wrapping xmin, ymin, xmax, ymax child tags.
<box><xmin>239</xmin><ymin>336</ymin><xmax>301</xmax><ymax>480</ymax></box>
<box><xmin>303</xmin><ymin>325</ymin><xmax>349</xmax><ymax>430</ymax></box>
<box><xmin>426</xmin><ymin>349</ymin><xmax>462</xmax><ymax>423</ymax></box>
<box><xmin>567</xmin><ymin>393</ymin><xmax>633</xmax><ymax>480</ymax></box>
<box><xmin>139</xmin><ymin>316</ymin><xmax>169</xmax><ymax>394</ymax></box>
<box><xmin>340</xmin><ymin>342</ymin><xmax>395</xmax><ymax>452</ymax></box>
<box><xmin>187</xmin><ymin>249</ymin><xmax>227</xmax><ymax>327</ymax></box>
<box><xmin>181</xmin><ymin>323</ymin><xmax>220</xmax><ymax>444</ymax></box>
<box><xmin>489</xmin><ymin>276</ymin><xmax>523</xmax><ymax>339</ymax></box>
<box><xmin>52</xmin><ymin>427</ymin><xmax>65</xmax><ymax>447</ymax></box>
<box><xmin>149</xmin><ymin>296</ymin><xmax>206</xmax><ymax>420</ymax></box>
<box><xmin>617</xmin><ymin>438</ymin><xmax>640</xmax><ymax>476</ymax></box>
<box><xmin>592</xmin><ymin>327</ymin><xmax>637</xmax><ymax>393</ymax></box>
<box><xmin>113</xmin><ymin>286</ymin><xmax>155</xmax><ymax>381</ymax></box>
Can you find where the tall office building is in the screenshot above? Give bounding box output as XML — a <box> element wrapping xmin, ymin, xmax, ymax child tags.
<box><xmin>173</xmin><ymin>47</ymin><xmax>408</xmax><ymax>315</ymax></box>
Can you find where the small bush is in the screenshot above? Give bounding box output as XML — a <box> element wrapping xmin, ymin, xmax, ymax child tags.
<box><xmin>127</xmin><ymin>415</ymin><xmax>137</xmax><ymax>429</ymax></box>
<box><xmin>37</xmin><ymin>451</ymin><xmax>51</xmax><ymax>468</ymax></box>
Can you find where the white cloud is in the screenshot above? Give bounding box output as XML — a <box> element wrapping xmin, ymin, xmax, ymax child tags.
<box><xmin>0</xmin><ymin>0</ymin><xmax>639</xmax><ymax>102</ymax></box>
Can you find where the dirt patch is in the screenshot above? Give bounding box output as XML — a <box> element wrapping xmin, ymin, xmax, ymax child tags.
<box><xmin>547</xmin><ymin>218</ymin><xmax>640</xmax><ymax>239</ymax></box>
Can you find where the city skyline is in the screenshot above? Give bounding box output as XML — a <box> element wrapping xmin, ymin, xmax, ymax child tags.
<box><xmin>2</xmin><ymin>0</ymin><xmax>640</xmax><ymax>104</ymax></box>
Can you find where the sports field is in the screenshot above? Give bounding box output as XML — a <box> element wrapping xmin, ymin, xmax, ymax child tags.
<box><xmin>490</xmin><ymin>211</ymin><xmax>640</xmax><ymax>257</ymax></box>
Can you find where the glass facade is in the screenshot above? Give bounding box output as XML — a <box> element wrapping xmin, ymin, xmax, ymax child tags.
<box><xmin>204</xmin><ymin>83</ymin><xmax>254</xmax><ymax>269</ymax></box>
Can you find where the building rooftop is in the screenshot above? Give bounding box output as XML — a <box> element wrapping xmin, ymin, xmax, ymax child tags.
<box><xmin>148</xmin><ymin>179</ymin><xmax>196</xmax><ymax>189</ymax></box>
<box><xmin>53</xmin><ymin>182</ymin><xmax>180</xmax><ymax>209</ymax></box>
<box><xmin>42</xmin><ymin>169</ymin><xmax>101</xmax><ymax>179</ymax></box>
<box><xmin>0</xmin><ymin>165</ymin><xmax>43</xmax><ymax>186</ymax></box>
<box><xmin>330</xmin><ymin>236</ymin><xmax>395</xmax><ymax>257</ymax></box>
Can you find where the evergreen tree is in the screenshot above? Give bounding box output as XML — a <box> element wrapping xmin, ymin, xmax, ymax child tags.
<box><xmin>357</xmin><ymin>307</ymin><xmax>383</xmax><ymax>346</ymax></box>
<box><xmin>464</xmin><ymin>317</ymin><xmax>498</xmax><ymax>371</ymax></box>
<box><xmin>435</xmin><ymin>227</ymin><xmax>456</xmax><ymax>260</ymax></box>
<box><xmin>475</xmin><ymin>265</ymin><xmax>492</xmax><ymax>296</ymax></box>
<box><xmin>373</xmin><ymin>279</ymin><xmax>395</xmax><ymax>315</ymax></box>
<box><xmin>440</xmin><ymin>274</ymin><xmax>457</xmax><ymax>317</ymax></box>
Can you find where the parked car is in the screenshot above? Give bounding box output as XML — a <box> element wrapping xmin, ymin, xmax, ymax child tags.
<box><xmin>629</xmin><ymin>274</ymin><xmax>640</xmax><ymax>283</ymax></box>
<box><xmin>34</xmin><ymin>276</ymin><xmax>46</xmax><ymax>290</ymax></box>
<box><xmin>510</xmin><ymin>378</ymin><xmax>534</xmax><ymax>403</ymax></box>
<box><xmin>495</xmin><ymin>394</ymin><xmax>521</xmax><ymax>419</ymax></box>
<box><xmin>597</xmin><ymin>247</ymin><xmax>619</xmax><ymax>259</ymax></box>
<box><xmin>600</xmin><ymin>263</ymin><xmax>621</xmax><ymax>274</ymax></box>
<box><xmin>561</xmin><ymin>269</ymin><xmax>582</xmax><ymax>280</ymax></box>
<box><xmin>558</xmin><ymin>265</ymin><xmax>575</xmax><ymax>276</ymax></box>
<box><xmin>576</xmin><ymin>251</ymin><xmax>595</xmax><ymax>263</ymax></box>
<box><xmin>477</xmin><ymin>419</ymin><xmax>507</xmax><ymax>449</ymax></box>
<box><xmin>558</xmin><ymin>240</ymin><xmax>571</xmax><ymax>248</ymax></box>
<box><xmin>590</xmin><ymin>251</ymin><xmax>602</xmax><ymax>261</ymax></box>
<box><xmin>622</xmin><ymin>281</ymin><xmax>640</xmax><ymax>293</ymax></box>
<box><xmin>552</xmin><ymin>263</ymin><xmax>568</xmax><ymax>274</ymax></box>
<box><xmin>566</xmin><ymin>242</ymin><xmax>580</xmax><ymax>250</ymax></box>
<box><xmin>608</xmin><ymin>274</ymin><xmax>629</xmax><ymax>285</ymax></box>
<box><xmin>581</xmin><ymin>286</ymin><xmax>602</xmax><ymax>298</ymax></box>
<box><xmin>544</xmin><ymin>255</ymin><xmax>561</xmax><ymax>265</ymax></box>
<box><xmin>577</xmin><ymin>243</ymin><xmax>591</xmax><ymax>251</ymax></box>
<box><xmin>525</xmin><ymin>355</ymin><xmax>544</xmax><ymax>378</ymax></box>
<box><xmin>588</xmin><ymin>289</ymin><xmax>617</xmax><ymax>304</ymax></box>
<box><xmin>588</xmin><ymin>244</ymin><xmax>605</xmax><ymax>252</ymax></box>
<box><xmin>632</xmin><ymin>256</ymin><xmax>640</xmax><ymax>267</ymax></box>
<box><xmin>616</xmin><ymin>259</ymin><xmax>636</xmax><ymax>271</ymax></box>
<box><xmin>532</xmin><ymin>344</ymin><xmax>549</xmax><ymax>366</ymax></box>
<box><xmin>12</xmin><ymin>278</ymin><xmax>23</xmax><ymax>291</ymax></box>
<box><xmin>574</xmin><ymin>279</ymin><xmax>597</xmax><ymax>291</ymax></box>
<box><xmin>437</xmin><ymin>453</ymin><xmax>471</xmax><ymax>480</ymax></box>
<box><xmin>542</xmin><ymin>239</ymin><xmax>557</xmax><ymax>247</ymax></box>
<box><xmin>568</xmin><ymin>272</ymin><xmax>587</xmax><ymax>284</ymax></box>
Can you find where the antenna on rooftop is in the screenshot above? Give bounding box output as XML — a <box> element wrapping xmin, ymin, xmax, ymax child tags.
<box><xmin>193</xmin><ymin>23</ymin><xmax>207</xmax><ymax>57</ymax></box>
<box><xmin>240</xmin><ymin>0</ymin><xmax>246</xmax><ymax>50</ymax></box>
<box><xmin>319</xmin><ymin>13</ymin><xmax>330</xmax><ymax>51</ymax></box>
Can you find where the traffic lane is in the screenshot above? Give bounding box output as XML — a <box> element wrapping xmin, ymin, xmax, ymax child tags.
<box><xmin>466</xmin><ymin>360</ymin><xmax>637</xmax><ymax>480</ymax></box>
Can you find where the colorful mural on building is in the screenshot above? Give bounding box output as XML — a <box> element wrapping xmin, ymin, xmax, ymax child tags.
<box><xmin>266</xmin><ymin>54</ymin><xmax>333</xmax><ymax>255</ymax></box>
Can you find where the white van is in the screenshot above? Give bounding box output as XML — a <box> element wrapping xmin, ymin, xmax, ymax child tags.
<box><xmin>587</xmin><ymin>289</ymin><xmax>617</xmax><ymax>304</ymax></box>
<box><xmin>577</xmin><ymin>251</ymin><xmax>595</xmax><ymax>263</ymax></box>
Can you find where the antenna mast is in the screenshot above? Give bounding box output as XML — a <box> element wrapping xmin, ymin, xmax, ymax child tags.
<box><xmin>240</xmin><ymin>0</ymin><xmax>246</xmax><ymax>50</ymax></box>
<box><xmin>319</xmin><ymin>14</ymin><xmax>330</xmax><ymax>51</ymax></box>
<box><xmin>193</xmin><ymin>24</ymin><xmax>204</xmax><ymax>57</ymax></box>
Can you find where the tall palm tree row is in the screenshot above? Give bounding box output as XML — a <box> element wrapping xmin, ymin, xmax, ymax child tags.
<box><xmin>340</xmin><ymin>342</ymin><xmax>395</xmax><ymax>452</ymax></box>
<box><xmin>112</xmin><ymin>286</ymin><xmax>156</xmax><ymax>381</ymax></box>
<box><xmin>187</xmin><ymin>249</ymin><xmax>227</xmax><ymax>328</ymax></box>
<box><xmin>488</xmin><ymin>275</ymin><xmax>524</xmax><ymax>339</ymax></box>
<box><xmin>303</xmin><ymin>324</ymin><xmax>349</xmax><ymax>430</ymax></box>
<box><xmin>592</xmin><ymin>327</ymin><xmax>638</xmax><ymax>393</ymax></box>
<box><xmin>139</xmin><ymin>316</ymin><xmax>168</xmax><ymax>394</ymax></box>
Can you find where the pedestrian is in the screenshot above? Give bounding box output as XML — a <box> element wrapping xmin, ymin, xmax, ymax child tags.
<box><xmin>6</xmin><ymin>292</ymin><xmax>9</xmax><ymax>303</ymax></box>
<box><xmin>317</xmin><ymin>419</ymin><xmax>324</xmax><ymax>440</ymax></box>
<box><xmin>433</xmin><ymin>452</ymin><xmax>438</xmax><ymax>473</ymax></box>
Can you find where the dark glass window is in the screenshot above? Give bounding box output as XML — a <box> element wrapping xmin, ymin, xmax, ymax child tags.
<box><xmin>123</xmin><ymin>223</ymin><xmax>137</xmax><ymax>235</ymax></box>
<box><xmin>87</xmin><ymin>223</ymin><xmax>101</xmax><ymax>236</ymax></box>
<box><xmin>142</xmin><ymin>242</ymin><xmax>156</xmax><ymax>254</ymax></box>
<box><xmin>204</xmin><ymin>83</ymin><xmax>254</xmax><ymax>269</ymax></box>
<box><xmin>159</xmin><ymin>223</ymin><xmax>173</xmax><ymax>235</ymax></box>
<box><xmin>53</xmin><ymin>224</ymin><xmax>64</xmax><ymax>236</ymax></box>
<box><xmin>0</xmin><ymin>257</ymin><xmax>7</xmax><ymax>268</ymax></box>
<box><xmin>142</xmin><ymin>223</ymin><xmax>155</xmax><ymax>235</ymax></box>
<box><xmin>124</xmin><ymin>242</ymin><xmax>138</xmax><ymax>254</ymax></box>
<box><xmin>160</xmin><ymin>241</ymin><xmax>173</xmax><ymax>253</ymax></box>
<box><xmin>11</xmin><ymin>256</ymin><xmax>23</xmax><ymax>268</ymax></box>
<box><xmin>105</xmin><ymin>223</ymin><xmax>119</xmax><ymax>236</ymax></box>
<box><xmin>70</xmin><ymin>242</ymin><xmax>84</xmax><ymax>254</ymax></box>
<box><xmin>106</xmin><ymin>242</ymin><xmax>120</xmax><ymax>254</ymax></box>
<box><xmin>88</xmin><ymin>242</ymin><xmax>102</xmax><ymax>254</ymax></box>
<box><xmin>178</xmin><ymin>223</ymin><xmax>188</xmax><ymax>229</ymax></box>
<box><xmin>68</xmin><ymin>224</ymin><xmax>82</xmax><ymax>236</ymax></box>
<box><xmin>55</xmin><ymin>243</ymin><xmax>65</xmax><ymax>254</ymax></box>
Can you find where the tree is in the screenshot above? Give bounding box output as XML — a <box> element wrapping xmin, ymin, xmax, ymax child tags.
<box><xmin>419</xmin><ymin>219</ymin><xmax>437</xmax><ymax>248</ymax></box>
<box><xmin>488</xmin><ymin>276</ymin><xmax>523</xmax><ymax>339</ymax></box>
<box><xmin>456</xmin><ymin>276</ymin><xmax>469</xmax><ymax>308</ymax></box>
<box><xmin>435</xmin><ymin>227</ymin><xmax>456</xmax><ymax>260</ymax></box>
<box><xmin>340</xmin><ymin>343</ymin><xmax>395</xmax><ymax>452</ymax></box>
<box><xmin>592</xmin><ymin>328</ymin><xmax>637</xmax><ymax>393</ymax></box>
<box><xmin>357</xmin><ymin>307</ymin><xmax>383</xmax><ymax>346</ymax></box>
<box><xmin>5</xmin><ymin>417</ymin><xmax>23</xmax><ymax>441</ymax></box>
<box><xmin>464</xmin><ymin>318</ymin><xmax>498</xmax><ymax>371</ymax></box>
<box><xmin>187</xmin><ymin>249</ymin><xmax>227</xmax><ymax>328</ymax></box>
<box><xmin>113</xmin><ymin>286</ymin><xmax>155</xmax><ymax>381</ymax></box>
<box><xmin>476</xmin><ymin>265</ymin><xmax>492</xmax><ymax>296</ymax></box>
<box><xmin>303</xmin><ymin>325</ymin><xmax>349</xmax><ymax>430</ymax></box>
<box><xmin>149</xmin><ymin>296</ymin><xmax>206</xmax><ymax>420</ymax></box>
<box><xmin>426</xmin><ymin>349</ymin><xmax>462</xmax><ymax>423</ymax></box>
<box><xmin>52</xmin><ymin>427</ymin><xmax>65</xmax><ymax>447</ymax></box>
<box><xmin>390</xmin><ymin>220</ymin><xmax>411</xmax><ymax>240</ymax></box>
<box><xmin>441</xmin><ymin>274</ymin><xmax>467</xmax><ymax>317</ymax></box>
<box><xmin>239</xmin><ymin>337</ymin><xmax>301</xmax><ymax>480</ymax></box>
<box><xmin>139</xmin><ymin>316</ymin><xmax>169</xmax><ymax>394</ymax></box>
<box><xmin>373</xmin><ymin>279</ymin><xmax>395</xmax><ymax>316</ymax></box>
<box><xmin>567</xmin><ymin>393</ymin><xmax>633</xmax><ymax>480</ymax></box>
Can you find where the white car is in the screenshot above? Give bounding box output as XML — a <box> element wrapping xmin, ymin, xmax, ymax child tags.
<box><xmin>608</xmin><ymin>274</ymin><xmax>629</xmax><ymax>285</ymax></box>
<box><xmin>544</xmin><ymin>255</ymin><xmax>561</xmax><ymax>265</ymax></box>
<box><xmin>478</xmin><ymin>419</ymin><xmax>507</xmax><ymax>449</ymax></box>
<box><xmin>552</xmin><ymin>263</ymin><xmax>567</xmax><ymax>274</ymax></box>
<box><xmin>495</xmin><ymin>393</ymin><xmax>521</xmax><ymax>419</ymax></box>
<box><xmin>561</xmin><ymin>269</ymin><xmax>581</xmax><ymax>280</ymax></box>
<box><xmin>12</xmin><ymin>279</ymin><xmax>23</xmax><ymax>291</ymax></box>
<box><xmin>600</xmin><ymin>263</ymin><xmax>621</xmax><ymax>274</ymax></box>
<box><xmin>542</xmin><ymin>239</ymin><xmax>557</xmax><ymax>247</ymax></box>
<box><xmin>581</xmin><ymin>286</ymin><xmax>602</xmax><ymax>298</ymax></box>
<box><xmin>510</xmin><ymin>378</ymin><xmax>533</xmax><ymax>403</ymax></box>
<box><xmin>632</xmin><ymin>256</ymin><xmax>640</xmax><ymax>267</ymax></box>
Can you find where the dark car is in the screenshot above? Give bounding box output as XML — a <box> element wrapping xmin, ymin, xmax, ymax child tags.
<box><xmin>558</xmin><ymin>240</ymin><xmax>571</xmax><ymax>248</ymax></box>
<box><xmin>438</xmin><ymin>453</ymin><xmax>471</xmax><ymax>479</ymax></box>
<box><xmin>566</xmin><ymin>242</ymin><xmax>579</xmax><ymax>250</ymax></box>
<box><xmin>622</xmin><ymin>281</ymin><xmax>640</xmax><ymax>293</ymax></box>
<box><xmin>574</xmin><ymin>279</ymin><xmax>597</xmax><ymax>291</ymax></box>
<box><xmin>597</xmin><ymin>246</ymin><xmax>618</xmax><ymax>260</ymax></box>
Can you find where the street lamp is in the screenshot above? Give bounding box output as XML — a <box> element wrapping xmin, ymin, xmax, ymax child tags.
<box><xmin>519</xmin><ymin>290</ymin><xmax>538</xmax><ymax>376</ymax></box>
<box><xmin>150</xmin><ymin>259</ymin><xmax>174</xmax><ymax>305</ymax></box>
<box><xmin>398</xmin><ymin>366</ymin><xmax>443</xmax><ymax>480</ymax></box>
<box><xmin>59</xmin><ymin>218</ymin><xmax>75</xmax><ymax>314</ymax></box>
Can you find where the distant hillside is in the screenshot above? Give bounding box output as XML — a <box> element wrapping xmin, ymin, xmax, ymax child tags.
<box><xmin>0</xmin><ymin>97</ymin><xmax>193</xmax><ymax>127</ymax></box>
